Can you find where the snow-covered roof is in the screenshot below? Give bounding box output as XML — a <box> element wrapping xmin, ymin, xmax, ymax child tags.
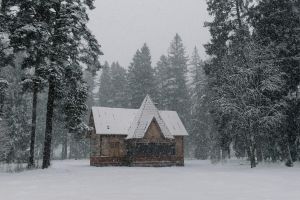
<box><xmin>126</xmin><ymin>95</ymin><xmax>173</xmax><ymax>139</ymax></box>
<box><xmin>91</xmin><ymin>97</ymin><xmax>188</xmax><ymax>138</ymax></box>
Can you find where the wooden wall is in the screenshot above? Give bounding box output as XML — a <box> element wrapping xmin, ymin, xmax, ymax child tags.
<box><xmin>90</xmin><ymin>134</ymin><xmax>127</xmax><ymax>157</ymax></box>
<box><xmin>144</xmin><ymin>120</ymin><xmax>164</xmax><ymax>141</ymax></box>
<box><xmin>175</xmin><ymin>136</ymin><xmax>184</xmax><ymax>166</ymax></box>
<box><xmin>90</xmin><ymin>132</ymin><xmax>127</xmax><ymax>166</ymax></box>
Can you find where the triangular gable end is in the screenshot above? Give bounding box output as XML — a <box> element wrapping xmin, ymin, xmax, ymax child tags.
<box><xmin>144</xmin><ymin>117</ymin><xmax>165</xmax><ymax>140</ymax></box>
<box><xmin>126</xmin><ymin>95</ymin><xmax>174</xmax><ymax>139</ymax></box>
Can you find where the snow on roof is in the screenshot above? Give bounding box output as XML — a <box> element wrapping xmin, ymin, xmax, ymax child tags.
<box><xmin>92</xmin><ymin>107</ymin><xmax>137</xmax><ymax>135</ymax></box>
<box><xmin>91</xmin><ymin>97</ymin><xmax>188</xmax><ymax>137</ymax></box>
<box><xmin>159</xmin><ymin>111</ymin><xmax>188</xmax><ymax>137</ymax></box>
<box><xmin>126</xmin><ymin>95</ymin><xmax>173</xmax><ymax>139</ymax></box>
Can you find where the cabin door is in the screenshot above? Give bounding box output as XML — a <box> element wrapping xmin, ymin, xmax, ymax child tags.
<box><xmin>110</xmin><ymin>141</ymin><xmax>120</xmax><ymax>157</ymax></box>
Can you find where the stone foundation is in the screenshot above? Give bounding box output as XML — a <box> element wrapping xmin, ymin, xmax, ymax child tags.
<box><xmin>90</xmin><ymin>155</ymin><xmax>184</xmax><ymax>167</ymax></box>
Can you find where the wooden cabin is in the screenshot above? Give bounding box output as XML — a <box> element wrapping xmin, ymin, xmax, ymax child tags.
<box><xmin>87</xmin><ymin>95</ymin><xmax>188</xmax><ymax>167</ymax></box>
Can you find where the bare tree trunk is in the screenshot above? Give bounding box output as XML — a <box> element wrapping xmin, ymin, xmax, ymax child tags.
<box><xmin>247</xmin><ymin>146</ymin><xmax>256</xmax><ymax>168</ymax></box>
<box><xmin>28</xmin><ymin>85</ymin><xmax>38</xmax><ymax>168</ymax></box>
<box><xmin>42</xmin><ymin>79</ymin><xmax>55</xmax><ymax>169</ymax></box>
<box><xmin>250</xmin><ymin>145</ymin><xmax>256</xmax><ymax>168</ymax></box>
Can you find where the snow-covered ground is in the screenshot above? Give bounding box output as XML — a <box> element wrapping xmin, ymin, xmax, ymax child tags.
<box><xmin>0</xmin><ymin>160</ymin><xmax>299</xmax><ymax>200</ymax></box>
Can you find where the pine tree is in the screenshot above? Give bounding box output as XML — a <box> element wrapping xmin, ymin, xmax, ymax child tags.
<box><xmin>98</xmin><ymin>61</ymin><xmax>113</xmax><ymax>107</ymax></box>
<box><xmin>110</xmin><ymin>62</ymin><xmax>129</xmax><ymax>107</ymax></box>
<box><xmin>204</xmin><ymin>0</ymin><xmax>266</xmax><ymax>167</ymax></box>
<box><xmin>128</xmin><ymin>43</ymin><xmax>156</xmax><ymax>108</ymax></box>
<box><xmin>40</xmin><ymin>0</ymin><xmax>102</xmax><ymax>168</ymax></box>
<box><xmin>250</xmin><ymin>0</ymin><xmax>300</xmax><ymax>165</ymax></box>
<box><xmin>164</xmin><ymin>34</ymin><xmax>190</xmax><ymax>124</ymax></box>
<box><xmin>155</xmin><ymin>55</ymin><xmax>169</xmax><ymax>109</ymax></box>
<box><xmin>204</xmin><ymin>0</ymin><xmax>290</xmax><ymax>168</ymax></box>
<box><xmin>9</xmin><ymin>0</ymin><xmax>49</xmax><ymax>168</ymax></box>
<box><xmin>204</xmin><ymin>0</ymin><xmax>247</xmax><ymax>161</ymax></box>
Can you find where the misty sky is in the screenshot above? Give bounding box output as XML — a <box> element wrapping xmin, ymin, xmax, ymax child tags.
<box><xmin>88</xmin><ymin>0</ymin><xmax>211</xmax><ymax>67</ymax></box>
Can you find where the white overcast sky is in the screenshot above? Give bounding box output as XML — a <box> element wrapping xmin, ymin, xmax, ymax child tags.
<box><xmin>88</xmin><ymin>0</ymin><xmax>211</xmax><ymax>68</ymax></box>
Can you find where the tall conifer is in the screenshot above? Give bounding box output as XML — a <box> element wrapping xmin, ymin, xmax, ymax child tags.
<box><xmin>128</xmin><ymin>43</ymin><xmax>156</xmax><ymax>108</ymax></box>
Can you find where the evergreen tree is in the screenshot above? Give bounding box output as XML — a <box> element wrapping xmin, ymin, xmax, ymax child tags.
<box><xmin>251</xmin><ymin>0</ymin><xmax>300</xmax><ymax>94</ymax></box>
<box><xmin>204</xmin><ymin>0</ymin><xmax>254</xmax><ymax>165</ymax></box>
<box><xmin>128</xmin><ymin>43</ymin><xmax>156</xmax><ymax>108</ymax></box>
<box><xmin>204</xmin><ymin>0</ymin><xmax>289</xmax><ymax>167</ymax></box>
<box><xmin>40</xmin><ymin>0</ymin><xmax>102</xmax><ymax>168</ymax></box>
<box><xmin>110</xmin><ymin>62</ymin><xmax>129</xmax><ymax>108</ymax></box>
<box><xmin>155</xmin><ymin>55</ymin><xmax>170</xmax><ymax>109</ymax></box>
<box><xmin>164</xmin><ymin>34</ymin><xmax>190</xmax><ymax>124</ymax></box>
<box><xmin>9</xmin><ymin>0</ymin><xmax>49</xmax><ymax>168</ymax></box>
<box><xmin>98</xmin><ymin>61</ymin><xmax>113</xmax><ymax>107</ymax></box>
<box><xmin>250</xmin><ymin>0</ymin><xmax>300</xmax><ymax>165</ymax></box>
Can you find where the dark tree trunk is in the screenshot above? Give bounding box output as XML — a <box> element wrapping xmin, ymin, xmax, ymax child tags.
<box><xmin>42</xmin><ymin>79</ymin><xmax>56</xmax><ymax>169</ymax></box>
<box><xmin>28</xmin><ymin>85</ymin><xmax>38</xmax><ymax>168</ymax></box>
<box><xmin>246</xmin><ymin>134</ymin><xmax>256</xmax><ymax>168</ymax></box>
<box><xmin>250</xmin><ymin>145</ymin><xmax>256</xmax><ymax>168</ymax></box>
<box><xmin>286</xmin><ymin>143</ymin><xmax>294</xmax><ymax>167</ymax></box>
<box><xmin>247</xmin><ymin>147</ymin><xmax>256</xmax><ymax>168</ymax></box>
<box><xmin>227</xmin><ymin>146</ymin><xmax>231</xmax><ymax>159</ymax></box>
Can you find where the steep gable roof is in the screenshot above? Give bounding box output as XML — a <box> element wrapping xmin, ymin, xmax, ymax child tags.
<box><xmin>126</xmin><ymin>95</ymin><xmax>174</xmax><ymax>139</ymax></box>
<box><xmin>91</xmin><ymin>97</ymin><xmax>188</xmax><ymax>137</ymax></box>
<box><xmin>91</xmin><ymin>108</ymin><xmax>188</xmax><ymax>136</ymax></box>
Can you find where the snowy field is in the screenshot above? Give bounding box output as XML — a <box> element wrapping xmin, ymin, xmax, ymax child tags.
<box><xmin>0</xmin><ymin>160</ymin><xmax>300</xmax><ymax>200</ymax></box>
